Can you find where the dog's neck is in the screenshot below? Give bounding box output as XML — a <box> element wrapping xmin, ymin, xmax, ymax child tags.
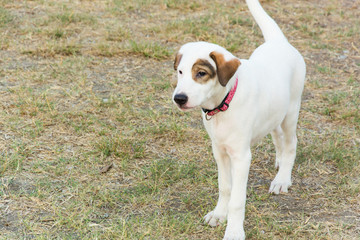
<box><xmin>201</xmin><ymin>76</ymin><xmax>238</xmax><ymax>111</ymax></box>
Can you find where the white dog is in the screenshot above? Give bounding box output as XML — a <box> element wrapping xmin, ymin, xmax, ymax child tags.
<box><xmin>172</xmin><ymin>0</ymin><xmax>305</xmax><ymax>239</ymax></box>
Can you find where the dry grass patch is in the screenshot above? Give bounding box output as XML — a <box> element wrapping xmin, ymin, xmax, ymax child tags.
<box><xmin>0</xmin><ymin>0</ymin><xmax>359</xmax><ymax>239</ymax></box>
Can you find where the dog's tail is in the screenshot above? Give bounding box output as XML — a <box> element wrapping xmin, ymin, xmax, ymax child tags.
<box><xmin>246</xmin><ymin>0</ymin><xmax>286</xmax><ymax>42</ymax></box>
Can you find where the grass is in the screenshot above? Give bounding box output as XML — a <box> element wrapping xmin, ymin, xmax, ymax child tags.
<box><xmin>0</xmin><ymin>6</ymin><xmax>12</xmax><ymax>27</ymax></box>
<box><xmin>129</xmin><ymin>40</ymin><xmax>173</xmax><ymax>59</ymax></box>
<box><xmin>0</xmin><ymin>0</ymin><xmax>359</xmax><ymax>239</ymax></box>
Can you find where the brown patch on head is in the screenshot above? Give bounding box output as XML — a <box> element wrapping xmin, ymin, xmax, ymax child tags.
<box><xmin>210</xmin><ymin>51</ymin><xmax>241</xmax><ymax>87</ymax></box>
<box><xmin>191</xmin><ymin>59</ymin><xmax>216</xmax><ymax>84</ymax></box>
<box><xmin>174</xmin><ymin>53</ymin><xmax>182</xmax><ymax>71</ymax></box>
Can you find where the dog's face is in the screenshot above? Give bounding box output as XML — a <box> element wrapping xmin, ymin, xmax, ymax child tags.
<box><xmin>172</xmin><ymin>42</ymin><xmax>240</xmax><ymax>111</ymax></box>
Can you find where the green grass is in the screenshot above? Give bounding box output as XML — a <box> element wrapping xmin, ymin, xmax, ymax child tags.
<box><xmin>0</xmin><ymin>0</ymin><xmax>359</xmax><ymax>239</ymax></box>
<box><xmin>129</xmin><ymin>40</ymin><xmax>173</xmax><ymax>59</ymax></box>
<box><xmin>50</xmin><ymin>12</ymin><xmax>97</xmax><ymax>25</ymax></box>
<box><xmin>0</xmin><ymin>7</ymin><xmax>12</xmax><ymax>27</ymax></box>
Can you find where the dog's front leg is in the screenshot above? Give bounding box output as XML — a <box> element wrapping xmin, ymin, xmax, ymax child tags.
<box><xmin>223</xmin><ymin>148</ymin><xmax>251</xmax><ymax>240</ymax></box>
<box><xmin>204</xmin><ymin>142</ymin><xmax>231</xmax><ymax>226</ymax></box>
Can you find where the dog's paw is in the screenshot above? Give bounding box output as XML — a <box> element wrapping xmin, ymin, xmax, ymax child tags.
<box><xmin>223</xmin><ymin>227</ymin><xmax>245</xmax><ymax>240</ymax></box>
<box><xmin>269</xmin><ymin>175</ymin><xmax>292</xmax><ymax>194</ymax></box>
<box><xmin>204</xmin><ymin>211</ymin><xmax>226</xmax><ymax>227</ymax></box>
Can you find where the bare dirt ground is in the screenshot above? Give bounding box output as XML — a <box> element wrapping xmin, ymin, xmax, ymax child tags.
<box><xmin>0</xmin><ymin>0</ymin><xmax>359</xmax><ymax>239</ymax></box>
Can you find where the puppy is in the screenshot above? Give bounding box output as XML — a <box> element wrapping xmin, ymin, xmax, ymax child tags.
<box><xmin>172</xmin><ymin>0</ymin><xmax>306</xmax><ymax>239</ymax></box>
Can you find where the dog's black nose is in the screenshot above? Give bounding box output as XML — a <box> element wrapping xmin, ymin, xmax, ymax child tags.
<box><xmin>174</xmin><ymin>94</ymin><xmax>188</xmax><ymax>106</ymax></box>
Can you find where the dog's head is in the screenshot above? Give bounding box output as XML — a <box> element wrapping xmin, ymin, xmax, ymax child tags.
<box><xmin>172</xmin><ymin>42</ymin><xmax>241</xmax><ymax>111</ymax></box>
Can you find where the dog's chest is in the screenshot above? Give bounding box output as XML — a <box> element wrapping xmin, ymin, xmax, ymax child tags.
<box><xmin>203</xmin><ymin>115</ymin><xmax>234</xmax><ymax>143</ymax></box>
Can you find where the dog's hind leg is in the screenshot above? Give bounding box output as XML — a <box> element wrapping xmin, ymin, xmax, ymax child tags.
<box><xmin>271</xmin><ymin>125</ymin><xmax>284</xmax><ymax>169</ymax></box>
<box><xmin>204</xmin><ymin>143</ymin><xmax>231</xmax><ymax>227</ymax></box>
<box><xmin>269</xmin><ymin>104</ymin><xmax>300</xmax><ymax>194</ymax></box>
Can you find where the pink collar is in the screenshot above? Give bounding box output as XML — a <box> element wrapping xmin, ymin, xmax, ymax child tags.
<box><xmin>202</xmin><ymin>77</ymin><xmax>238</xmax><ymax>120</ymax></box>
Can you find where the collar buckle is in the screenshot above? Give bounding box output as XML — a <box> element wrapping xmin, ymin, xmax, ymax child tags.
<box><xmin>205</xmin><ymin>113</ymin><xmax>212</xmax><ymax>121</ymax></box>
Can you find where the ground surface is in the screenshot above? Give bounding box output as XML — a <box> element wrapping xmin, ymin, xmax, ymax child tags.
<box><xmin>0</xmin><ymin>0</ymin><xmax>359</xmax><ymax>239</ymax></box>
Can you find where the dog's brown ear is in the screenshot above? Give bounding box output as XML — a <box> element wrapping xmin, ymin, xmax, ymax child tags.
<box><xmin>174</xmin><ymin>53</ymin><xmax>183</xmax><ymax>71</ymax></box>
<box><xmin>210</xmin><ymin>51</ymin><xmax>241</xmax><ymax>87</ymax></box>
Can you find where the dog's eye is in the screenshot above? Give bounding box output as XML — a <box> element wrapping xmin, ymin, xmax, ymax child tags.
<box><xmin>196</xmin><ymin>71</ymin><xmax>207</xmax><ymax>78</ymax></box>
<box><xmin>179</xmin><ymin>70</ymin><xmax>182</xmax><ymax>74</ymax></box>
